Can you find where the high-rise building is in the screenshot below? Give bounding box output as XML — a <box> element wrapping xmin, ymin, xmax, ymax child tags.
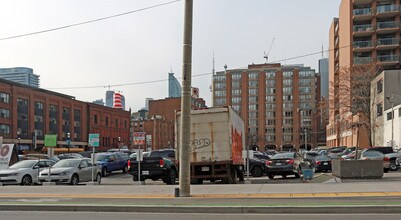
<box><xmin>93</xmin><ymin>99</ymin><xmax>105</xmax><ymax>106</ymax></box>
<box><xmin>168</xmin><ymin>72</ymin><xmax>182</xmax><ymax>98</ymax></box>
<box><xmin>212</xmin><ymin>63</ymin><xmax>320</xmax><ymax>151</ymax></box>
<box><xmin>105</xmin><ymin>90</ymin><xmax>125</xmax><ymax>110</ymax></box>
<box><xmin>319</xmin><ymin>58</ymin><xmax>329</xmax><ymax>98</ymax></box>
<box><xmin>328</xmin><ymin>0</ymin><xmax>401</xmax><ymax>147</ymax></box>
<box><xmin>0</xmin><ymin>67</ymin><xmax>40</xmax><ymax>87</ymax></box>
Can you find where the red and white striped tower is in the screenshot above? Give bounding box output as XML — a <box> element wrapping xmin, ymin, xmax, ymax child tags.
<box><xmin>113</xmin><ymin>92</ymin><xmax>123</xmax><ymax>109</ymax></box>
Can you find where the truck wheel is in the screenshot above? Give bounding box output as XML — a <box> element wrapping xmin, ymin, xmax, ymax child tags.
<box><xmin>230</xmin><ymin>169</ymin><xmax>238</xmax><ymax>184</ymax></box>
<box><xmin>122</xmin><ymin>165</ymin><xmax>128</xmax><ymax>173</ymax></box>
<box><xmin>164</xmin><ymin>169</ymin><xmax>176</xmax><ymax>185</ymax></box>
<box><xmin>390</xmin><ymin>161</ymin><xmax>397</xmax><ymax>171</ymax></box>
<box><xmin>239</xmin><ymin>170</ymin><xmax>245</xmax><ymax>182</ymax></box>
<box><xmin>102</xmin><ymin>168</ymin><xmax>108</xmax><ymax>177</ymax></box>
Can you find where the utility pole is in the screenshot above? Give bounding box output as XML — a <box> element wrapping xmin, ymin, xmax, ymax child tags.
<box><xmin>179</xmin><ymin>0</ymin><xmax>193</xmax><ymax>197</ymax></box>
<box><xmin>386</xmin><ymin>93</ymin><xmax>394</xmax><ymax>148</ymax></box>
<box><xmin>304</xmin><ymin>128</ymin><xmax>307</xmax><ymax>150</ymax></box>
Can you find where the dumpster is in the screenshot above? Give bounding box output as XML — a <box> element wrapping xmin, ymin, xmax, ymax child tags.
<box><xmin>302</xmin><ymin>169</ymin><xmax>314</xmax><ymax>180</ymax></box>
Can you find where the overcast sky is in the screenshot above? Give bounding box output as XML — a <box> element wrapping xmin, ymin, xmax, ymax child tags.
<box><xmin>0</xmin><ymin>0</ymin><xmax>341</xmax><ymax>111</ymax></box>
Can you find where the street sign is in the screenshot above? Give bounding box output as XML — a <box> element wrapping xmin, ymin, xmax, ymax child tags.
<box><xmin>88</xmin><ymin>133</ymin><xmax>100</xmax><ymax>147</ymax></box>
<box><xmin>0</xmin><ymin>144</ymin><xmax>14</xmax><ymax>169</ymax></box>
<box><xmin>44</xmin><ymin>135</ymin><xmax>57</xmax><ymax>147</ymax></box>
<box><xmin>133</xmin><ymin>132</ymin><xmax>146</xmax><ymax>145</ymax></box>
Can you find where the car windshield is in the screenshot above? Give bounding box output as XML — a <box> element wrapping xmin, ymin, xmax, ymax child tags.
<box><xmin>362</xmin><ymin>151</ymin><xmax>383</xmax><ymax>157</ymax></box>
<box><xmin>271</xmin><ymin>153</ymin><xmax>294</xmax><ymax>159</ymax></box>
<box><xmin>52</xmin><ymin>159</ymin><xmax>81</xmax><ymax>168</ymax></box>
<box><xmin>96</xmin><ymin>154</ymin><xmax>110</xmax><ymax>161</ymax></box>
<box><xmin>9</xmin><ymin>160</ymin><xmax>37</xmax><ymax>169</ymax></box>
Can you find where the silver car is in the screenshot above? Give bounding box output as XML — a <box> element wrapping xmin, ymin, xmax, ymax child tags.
<box><xmin>38</xmin><ymin>158</ymin><xmax>102</xmax><ymax>185</ymax></box>
<box><xmin>0</xmin><ymin>159</ymin><xmax>54</xmax><ymax>185</ymax></box>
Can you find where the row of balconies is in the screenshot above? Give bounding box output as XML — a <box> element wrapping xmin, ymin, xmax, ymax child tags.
<box><xmin>353</xmin><ymin>54</ymin><xmax>400</xmax><ymax>64</ymax></box>
<box><xmin>353</xmin><ymin>38</ymin><xmax>400</xmax><ymax>50</ymax></box>
<box><xmin>353</xmin><ymin>21</ymin><xmax>401</xmax><ymax>34</ymax></box>
<box><xmin>353</xmin><ymin>4</ymin><xmax>400</xmax><ymax>18</ymax></box>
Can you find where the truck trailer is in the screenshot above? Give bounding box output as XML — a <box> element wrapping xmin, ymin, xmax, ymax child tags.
<box><xmin>175</xmin><ymin>107</ymin><xmax>245</xmax><ymax>184</ymax></box>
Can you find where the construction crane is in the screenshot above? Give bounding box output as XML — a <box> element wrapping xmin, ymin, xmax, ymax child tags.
<box><xmin>264</xmin><ymin>37</ymin><xmax>275</xmax><ymax>63</ymax></box>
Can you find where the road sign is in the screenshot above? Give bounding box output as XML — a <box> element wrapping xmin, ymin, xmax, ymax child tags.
<box><xmin>44</xmin><ymin>135</ymin><xmax>57</xmax><ymax>147</ymax></box>
<box><xmin>88</xmin><ymin>133</ymin><xmax>100</xmax><ymax>147</ymax></box>
<box><xmin>133</xmin><ymin>132</ymin><xmax>146</xmax><ymax>145</ymax></box>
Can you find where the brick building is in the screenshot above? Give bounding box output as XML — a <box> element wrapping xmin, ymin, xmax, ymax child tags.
<box><xmin>212</xmin><ymin>63</ymin><xmax>321</xmax><ymax>151</ymax></box>
<box><xmin>0</xmin><ymin>78</ymin><xmax>130</xmax><ymax>152</ymax></box>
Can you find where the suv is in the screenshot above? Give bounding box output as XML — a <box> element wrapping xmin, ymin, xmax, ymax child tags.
<box><xmin>96</xmin><ymin>152</ymin><xmax>129</xmax><ymax>177</ymax></box>
<box><xmin>367</xmin><ymin>147</ymin><xmax>399</xmax><ymax>171</ymax></box>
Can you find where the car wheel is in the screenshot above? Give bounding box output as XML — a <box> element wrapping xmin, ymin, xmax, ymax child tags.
<box><xmin>384</xmin><ymin>168</ymin><xmax>389</xmax><ymax>173</ymax></box>
<box><xmin>122</xmin><ymin>165</ymin><xmax>128</xmax><ymax>173</ymax></box>
<box><xmin>21</xmin><ymin>175</ymin><xmax>33</xmax><ymax>186</ymax></box>
<box><xmin>390</xmin><ymin>161</ymin><xmax>397</xmax><ymax>171</ymax></box>
<box><xmin>267</xmin><ymin>174</ymin><xmax>274</xmax><ymax>179</ymax></box>
<box><xmin>251</xmin><ymin>166</ymin><xmax>263</xmax><ymax>177</ymax></box>
<box><xmin>164</xmin><ymin>169</ymin><xmax>176</xmax><ymax>185</ymax></box>
<box><xmin>70</xmin><ymin>174</ymin><xmax>79</xmax><ymax>185</ymax></box>
<box><xmin>96</xmin><ymin>173</ymin><xmax>102</xmax><ymax>184</ymax></box>
<box><xmin>102</xmin><ymin>167</ymin><xmax>108</xmax><ymax>177</ymax></box>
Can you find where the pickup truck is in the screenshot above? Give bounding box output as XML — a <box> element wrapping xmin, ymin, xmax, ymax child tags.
<box><xmin>96</xmin><ymin>152</ymin><xmax>129</xmax><ymax>177</ymax></box>
<box><xmin>127</xmin><ymin>149</ymin><xmax>177</xmax><ymax>185</ymax></box>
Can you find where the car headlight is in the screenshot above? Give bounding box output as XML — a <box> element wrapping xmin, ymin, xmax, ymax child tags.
<box><xmin>60</xmin><ymin>171</ymin><xmax>70</xmax><ymax>176</ymax></box>
<box><xmin>9</xmin><ymin>173</ymin><xmax>18</xmax><ymax>176</ymax></box>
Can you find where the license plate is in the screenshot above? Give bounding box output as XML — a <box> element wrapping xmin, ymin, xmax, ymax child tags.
<box><xmin>201</xmin><ymin>167</ymin><xmax>209</xmax><ymax>172</ymax></box>
<box><xmin>142</xmin><ymin>170</ymin><xmax>149</xmax><ymax>175</ymax></box>
<box><xmin>276</xmin><ymin>163</ymin><xmax>282</xmax><ymax>166</ymax></box>
<box><xmin>323</xmin><ymin>162</ymin><xmax>328</xmax><ymax>165</ymax></box>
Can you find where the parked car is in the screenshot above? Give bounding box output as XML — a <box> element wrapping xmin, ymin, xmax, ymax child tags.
<box><xmin>264</xmin><ymin>150</ymin><xmax>279</xmax><ymax>157</ymax></box>
<box><xmin>21</xmin><ymin>154</ymin><xmax>60</xmax><ymax>163</ymax></box>
<box><xmin>358</xmin><ymin>150</ymin><xmax>390</xmax><ymax>173</ymax></box>
<box><xmin>303</xmin><ymin>151</ymin><xmax>319</xmax><ymax>163</ymax></box>
<box><xmin>253</xmin><ymin>151</ymin><xmax>270</xmax><ymax>161</ymax></box>
<box><xmin>129</xmin><ymin>151</ymin><xmax>151</xmax><ymax>160</ymax></box>
<box><xmin>96</xmin><ymin>152</ymin><xmax>129</xmax><ymax>177</ymax></box>
<box><xmin>367</xmin><ymin>146</ymin><xmax>399</xmax><ymax>171</ymax></box>
<box><xmin>265</xmin><ymin>152</ymin><xmax>307</xmax><ymax>179</ymax></box>
<box><xmin>38</xmin><ymin>158</ymin><xmax>102</xmax><ymax>185</ymax></box>
<box><xmin>313</xmin><ymin>156</ymin><xmax>332</xmax><ymax>172</ymax></box>
<box><xmin>0</xmin><ymin>159</ymin><xmax>55</xmax><ymax>185</ymax></box>
<box><xmin>57</xmin><ymin>153</ymin><xmax>84</xmax><ymax>160</ymax></box>
<box><xmin>107</xmin><ymin>148</ymin><xmax>132</xmax><ymax>155</ymax></box>
<box><xmin>245</xmin><ymin>158</ymin><xmax>266</xmax><ymax>177</ymax></box>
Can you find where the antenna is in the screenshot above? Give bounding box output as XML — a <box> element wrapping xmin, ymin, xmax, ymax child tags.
<box><xmin>264</xmin><ymin>37</ymin><xmax>275</xmax><ymax>63</ymax></box>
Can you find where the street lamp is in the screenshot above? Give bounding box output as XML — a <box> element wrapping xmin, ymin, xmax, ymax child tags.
<box><xmin>67</xmin><ymin>132</ymin><xmax>71</xmax><ymax>154</ymax></box>
<box><xmin>17</xmin><ymin>130</ymin><xmax>21</xmax><ymax>153</ymax></box>
<box><xmin>386</xmin><ymin>93</ymin><xmax>394</xmax><ymax>149</ymax></box>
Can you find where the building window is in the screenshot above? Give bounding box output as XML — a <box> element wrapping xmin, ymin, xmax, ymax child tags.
<box><xmin>377</xmin><ymin>103</ymin><xmax>383</xmax><ymax>116</ymax></box>
<box><xmin>299</xmin><ymin>86</ymin><xmax>311</xmax><ymax>93</ymax></box>
<box><xmin>232</xmin><ymin>73</ymin><xmax>242</xmax><ymax>80</ymax></box>
<box><xmin>283</xmin><ymin>87</ymin><xmax>293</xmax><ymax>94</ymax></box>
<box><xmin>283</xmin><ymin>71</ymin><xmax>293</xmax><ymax>78</ymax></box>
<box><xmin>266</xmin><ymin>127</ymin><xmax>275</xmax><ymax>133</ymax></box>
<box><xmin>266</xmin><ymin>119</ymin><xmax>275</xmax><ymax>126</ymax></box>
<box><xmin>0</xmin><ymin>93</ymin><xmax>10</xmax><ymax>103</ymax></box>
<box><xmin>35</xmin><ymin>102</ymin><xmax>44</xmax><ymax>109</ymax></box>
<box><xmin>215</xmin><ymin>98</ymin><xmax>226</xmax><ymax>105</ymax></box>
<box><xmin>266</xmin><ymin>88</ymin><xmax>276</xmax><ymax>94</ymax></box>
<box><xmin>0</xmin><ymin>124</ymin><xmax>10</xmax><ymax>134</ymax></box>
<box><xmin>248</xmin><ymin>96</ymin><xmax>258</xmax><ymax>103</ymax></box>
<box><xmin>266</xmin><ymin>96</ymin><xmax>275</xmax><ymax>102</ymax></box>
<box><xmin>266</xmin><ymin>103</ymin><xmax>276</xmax><ymax>110</ymax></box>
<box><xmin>266</xmin><ymin>111</ymin><xmax>275</xmax><ymax>118</ymax></box>
<box><xmin>266</xmin><ymin>71</ymin><xmax>275</xmax><ymax>78</ymax></box>
<box><xmin>283</xmin><ymin>118</ymin><xmax>293</xmax><ymax>125</ymax></box>
<box><xmin>283</xmin><ymin>79</ymin><xmax>293</xmax><ymax>86</ymax></box>
<box><xmin>266</xmin><ymin>79</ymin><xmax>275</xmax><ymax>86</ymax></box>
<box><xmin>283</xmin><ymin>95</ymin><xmax>293</xmax><ymax>101</ymax></box>
<box><xmin>387</xmin><ymin>111</ymin><xmax>393</xmax><ymax>121</ymax></box>
<box><xmin>94</xmin><ymin>115</ymin><xmax>98</xmax><ymax>124</ymax></box>
<box><xmin>248</xmin><ymin>119</ymin><xmax>258</xmax><ymax>126</ymax></box>
<box><xmin>284</xmin><ymin>111</ymin><xmax>293</xmax><ymax>117</ymax></box>
<box><xmin>249</xmin><ymin>80</ymin><xmax>258</xmax><ymax>87</ymax></box>
<box><xmin>265</xmin><ymin>135</ymin><xmax>275</xmax><ymax>142</ymax></box>
<box><xmin>214</xmin><ymin>90</ymin><xmax>226</xmax><ymax>97</ymax></box>
<box><xmin>213</xmin><ymin>75</ymin><xmax>226</xmax><ymax>81</ymax></box>
<box><xmin>377</xmin><ymin>79</ymin><xmax>383</xmax><ymax>94</ymax></box>
<box><xmin>232</xmin><ymin>89</ymin><xmax>241</xmax><ymax>96</ymax></box>
<box><xmin>248</xmin><ymin>72</ymin><xmax>259</xmax><ymax>79</ymax></box>
<box><xmin>249</xmin><ymin>112</ymin><xmax>257</xmax><ymax>118</ymax></box>
<box><xmin>124</xmin><ymin>120</ymin><xmax>127</xmax><ymax>129</ymax></box>
<box><xmin>0</xmin><ymin>108</ymin><xmax>10</xmax><ymax>119</ymax></box>
<box><xmin>214</xmin><ymin>82</ymin><xmax>226</xmax><ymax>89</ymax></box>
<box><xmin>249</xmin><ymin>104</ymin><xmax>258</xmax><ymax>110</ymax></box>
<box><xmin>232</xmin><ymin>97</ymin><xmax>241</xmax><ymax>104</ymax></box>
<box><xmin>283</xmin><ymin>135</ymin><xmax>293</xmax><ymax>141</ymax></box>
<box><xmin>232</xmin><ymin>105</ymin><xmax>241</xmax><ymax>113</ymax></box>
<box><xmin>232</xmin><ymin>81</ymin><xmax>240</xmax><ymax>88</ymax></box>
<box><xmin>249</xmin><ymin>88</ymin><xmax>258</xmax><ymax>95</ymax></box>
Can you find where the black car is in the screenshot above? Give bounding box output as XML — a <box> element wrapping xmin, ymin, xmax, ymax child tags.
<box><xmin>313</xmin><ymin>155</ymin><xmax>332</xmax><ymax>172</ymax></box>
<box><xmin>265</xmin><ymin>152</ymin><xmax>306</xmax><ymax>179</ymax></box>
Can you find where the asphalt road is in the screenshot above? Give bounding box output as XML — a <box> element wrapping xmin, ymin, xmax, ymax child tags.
<box><xmin>0</xmin><ymin>211</ymin><xmax>400</xmax><ymax>220</ymax></box>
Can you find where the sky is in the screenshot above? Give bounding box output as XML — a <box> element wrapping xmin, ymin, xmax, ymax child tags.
<box><xmin>0</xmin><ymin>0</ymin><xmax>342</xmax><ymax>112</ymax></box>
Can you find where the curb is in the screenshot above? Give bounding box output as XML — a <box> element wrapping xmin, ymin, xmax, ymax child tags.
<box><xmin>1</xmin><ymin>204</ymin><xmax>401</xmax><ymax>214</ymax></box>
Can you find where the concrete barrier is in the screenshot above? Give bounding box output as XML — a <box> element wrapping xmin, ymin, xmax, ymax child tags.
<box><xmin>332</xmin><ymin>159</ymin><xmax>383</xmax><ymax>179</ymax></box>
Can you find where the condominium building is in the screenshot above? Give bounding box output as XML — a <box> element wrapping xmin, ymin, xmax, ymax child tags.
<box><xmin>328</xmin><ymin>0</ymin><xmax>401</xmax><ymax>147</ymax></box>
<box><xmin>212</xmin><ymin>63</ymin><xmax>321</xmax><ymax>151</ymax></box>
<box><xmin>0</xmin><ymin>67</ymin><xmax>40</xmax><ymax>87</ymax></box>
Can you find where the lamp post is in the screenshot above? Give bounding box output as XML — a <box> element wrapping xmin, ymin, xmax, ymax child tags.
<box><xmin>17</xmin><ymin>130</ymin><xmax>21</xmax><ymax>152</ymax></box>
<box><xmin>386</xmin><ymin>93</ymin><xmax>394</xmax><ymax>149</ymax></box>
<box><xmin>67</xmin><ymin>132</ymin><xmax>71</xmax><ymax>154</ymax></box>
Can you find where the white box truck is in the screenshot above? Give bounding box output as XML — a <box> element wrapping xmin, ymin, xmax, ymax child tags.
<box><xmin>175</xmin><ymin>107</ymin><xmax>245</xmax><ymax>184</ymax></box>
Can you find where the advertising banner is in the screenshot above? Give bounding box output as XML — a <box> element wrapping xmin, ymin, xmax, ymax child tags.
<box><xmin>0</xmin><ymin>144</ymin><xmax>15</xmax><ymax>169</ymax></box>
<box><xmin>133</xmin><ymin>132</ymin><xmax>146</xmax><ymax>145</ymax></box>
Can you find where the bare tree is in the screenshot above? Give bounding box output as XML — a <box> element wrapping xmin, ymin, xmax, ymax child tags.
<box><xmin>329</xmin><ymin>63</ymin><xmax>382</xmax><ymax>147</ymax></box>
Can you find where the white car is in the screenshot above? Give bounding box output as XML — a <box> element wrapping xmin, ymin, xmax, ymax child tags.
<box><xmin>38</xmin><ymin>158</ymin><xmax>102</xmax><ymax>185</ymax></box>
<box><xmin>0</xmin><ymin>159</ymin><xmax>54</xmax><ymax>185</ymax></box>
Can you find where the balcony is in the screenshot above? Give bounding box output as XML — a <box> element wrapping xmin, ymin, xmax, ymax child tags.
<box><xmin>353</xmin><ymin>8</ymin><xmax>374</xmax><ymax>21</ymax></box>
<box><xmin>353</xmin><ymin>40</ymin><xmax>374</xmax><ymax>52</ymax></box>
<box><xmin>377</xmin><ymin>55</ymin><xmax>399</xmax><ymax>65</ymax></box>
<box><xmin>353</xmin><ymin>24</ymin><xmax>375</xmax><ymax>36</ymax></box>
<box><xmin>377</xmin><ymin>5</ymin><xmax>399</xmax><ymax>18</ymax></box>
<box><xmin>376</xmin><ymin>38</ymin><xmax>399</xmax><ymax>50</ymax></box>
<box><xmin>353</xmin><ymin>0</ymin><xmax>373</xmax><ymax>5</ymax></box>
<box><xmin>377</xmin><ymin>21</ymin><xmax>399</xmax><ymax>34</ymax></box>
<box><xmin>353</xmin><ymin>57</ymin><xmax>373</xmax><ymax>64</ymax></box>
